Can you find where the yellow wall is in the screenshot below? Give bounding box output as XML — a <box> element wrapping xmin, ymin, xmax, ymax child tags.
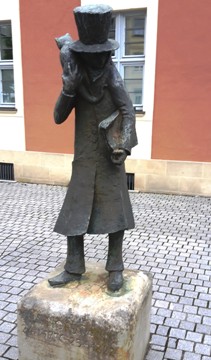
<box><xmin>1</xmin><ymin>150</ymin><xmax>211</xmax><ymax>196</ymax></box>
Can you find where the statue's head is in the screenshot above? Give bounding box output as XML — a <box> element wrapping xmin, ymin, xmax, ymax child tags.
<box><xmin>70</xmin><ymin>4</ymin><xmax>119</xmax><ymax>53</ymax></box>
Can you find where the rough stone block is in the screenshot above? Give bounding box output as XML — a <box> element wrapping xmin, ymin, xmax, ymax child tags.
<box><xmin>17</xmin><ymin>263</ymin><xmax>152</xmax><ymax>360</ymax></box>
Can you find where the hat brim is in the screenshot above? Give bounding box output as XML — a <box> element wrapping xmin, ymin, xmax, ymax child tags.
<box><xmin>69</xmin><ymin>39</ymin><xmax>119</xmax><ymax>53</ymax></box>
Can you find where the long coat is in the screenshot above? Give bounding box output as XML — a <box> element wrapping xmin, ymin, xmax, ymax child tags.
<box><xmin>54</xmin><ymin>59</ymin><xmax>137</xmax><ymax>236</ymax></box>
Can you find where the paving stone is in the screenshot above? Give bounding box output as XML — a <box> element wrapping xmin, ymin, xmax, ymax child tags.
<box><xmin>195</xmin><ymin>343</ymin><xmax>211</xmax><ymax>356</ymax></box>
<box><xmin>164</xmin><ymin>348</ymin><xmax>183</xmax><ymax>359</ymax></box>
<box><xmin>172</xmin><ymin>289</ymin><xmax>185</xmax><ymax>296</ymax></box>
<box><xmin>165</xmin><ymin>294</ymin><xmax>179</xmax><ymax>303</ymax></box>
<box><xmin>3</xmin><ymin>303</ymin><xmax>17</xmax><ymax>313</ymax></box>
<box><xmin>186</xmin><ymin>314</ymin><xmax>202</xmax><ymax>324</ymax></box>
<box><xmin>0</xmin><ymin>312</ymin><xmax>7</xmax><ymax>322</ymax></box>
<box><xmin>179</xmin><ymin>297</ymin><xmax>193</xmax><ymax>305</ymax></box>
<box><xmin>169</xmin><ymin>328</ymin><xmax>186</xmax><ymax>339</ymax></box>
<box><xmin>203</xmin><ymin>335</ymin><xmax>211</xmax><ymax>345</ymax></box>
<box><xmin>0</xmin><ymin>323</ymin><xmax>15</xmax><ymax>334</ymax></box>
<box><xmin>146</xmin><ymin>349</ymin><xmax>164</xmax><ymax>360</ymax></box>
<box><xmin>172</xmin><ymin>310</ymin><xmax>186</xmax><ymax>321</ymax></box>
<box><xmin>186</xmin><ymin>331</ymin><xmax>203</xmax><ymax>342</ymax></box>
<box><xmin>151</xmin><ymin>315</ymin><xmax>165</xmax><ymax>325</ymax></box>
<box><xmin>169</xmin><ymin>303</ymin><xmax>183</xmax><ymax>312</ymax></box>
<box><xmin>199</xmin><ymin>293</ymin><xmax>211</xmax><ymax>301</ymax></box>
<box><xmin>0</xmin><ymin>294</ymin><xmax>10</xmax><ymax>302</ymax></box>
<box><xmin>196</xmin><ymin>324</ymin><xmax>211</xmax><ymax>335</ymax></box>
<box><xmin>177</xmin><ymin>339</ymin><xmax>194</xmax><ymax>351</ymax></box>
<box><xmin>183</xmin><ymin>305</ymin><xmax>198</xmax><ymax>314</ymax></box>
<box><xmin>167</xmin><ymin>337</ymin><xmax>177</xmax><ymax>349</ymax></box>
<box><xmin>155</xmin><ymin>300</ymin><xmax>169</xmax><ymax>309</ymax></box>
<box><xmin>150</xmin><ymin>323</ymin><xmax>157</xmax><ymax>334</ymax></box>
<box><xmin>164</xmin><ymin>318</ymin><xmax>180</xmax><ymax>328</ymax></box>
<box><xmin>202</xmin><ymin>316</ymin><xmax>211</xmax><ymax>326</ymax></box>
<box><xmin>151</xmin><ymin>344</ymin><xmax>165</xmax><ymax>352</ymax></box>
<box><xmin>3</xmin><ymin>346</ymin><xmax>18</xmax><ymax>360</ymax></box>
<box><xmin>183</xmin><ymin>352</ymin><xmax>202</xmax><ymax>360</ymax></box>
<box><xmin>157</xmin><ymin>308</ymin><xmax>172</xmax><ymax>318</ymax></box>
<box><xmin>194</xmin><ymin>299</ymin><xmax>208</xmax><ymax>308</ymax></box>
<box><xmin>3</xmin><ymin>313</ymin><xmax>16</xmax><ymax>324</ymax></box>
<box><xmin>5</xmin><ymin>335</ymin><xmax>17</xmax><ymax>347</ymax></box>
<box><xmin>151</xmin><ymin>335</ymin><xmax>167</xmax><ymax>347</ymax></box>
<box><xmin>0</xmin><ymin>333</ymin><xmax>11</xmax><ymax>344</ymax></box>
<box><xmin>0</xmin><ymin>303</ymin><xmax>8</xmax><ymax>311</ymax></box>
<box><xmin>0</xmin><ymin>344</ymin><xmax>9</xmax><ymax>357</ymax></box>
<box><xmin>157</xmin><ymin>325</ymin><xmax>169</xmax><ymax>336</ymax></box>
<box><xmin>153</xmin><ymin>292</ymin><xmax>166</xmax><ymax>300</ymax></box>
<box><xmin>198</xmin><ymin>308</ymin><xmax>211</xmax><ymax>317</ymax></box>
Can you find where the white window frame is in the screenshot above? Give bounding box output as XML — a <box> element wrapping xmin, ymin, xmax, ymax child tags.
<box><xmin>111</xmin><ymin>11</ymin><xmax>146</xmax><ymax>111</ymax></box>
<box><xmin>0</xmin><ymin>21</ymin><xmax>15</xmax><ymax>108</ymax></box>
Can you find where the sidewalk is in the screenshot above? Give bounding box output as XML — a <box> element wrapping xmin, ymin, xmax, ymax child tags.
<box><xmin>0</xmin><ymin>182</ymin><xmax>210</xmax><ymax>360</ymax></box>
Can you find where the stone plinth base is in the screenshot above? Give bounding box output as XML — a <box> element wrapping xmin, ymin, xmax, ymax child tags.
<box><xmin>17</xmin><ymin>263</ymin><xmax>152</xmax><ymax>360</ymax></box>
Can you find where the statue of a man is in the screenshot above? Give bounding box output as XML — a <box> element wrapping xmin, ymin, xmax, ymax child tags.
<box><xmin>49</xmin><ymin>4</ymin><xmax>137</xmax><ymax>292</ymax></box>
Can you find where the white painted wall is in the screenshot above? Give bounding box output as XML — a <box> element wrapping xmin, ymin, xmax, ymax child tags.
<box><xmin>81</xmin><ymin>0</ymin><xmax>159</xmax><ymax>159</ymax></box>
<box><xmin>0</xmin><ymin>0</ymin><xmax>25</xmax><ymax>151</ymax></box>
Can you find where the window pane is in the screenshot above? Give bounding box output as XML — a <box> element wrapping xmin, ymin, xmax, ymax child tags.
<box><xmin>1</xmin><ymin>69</ymin><xmax>15</xmax><ymax>103</ymax></box>
<box><xmin>124</xmin><ymin>65</ymin><xmax>143</xmax><ymax>104</ymax></box>
<box><xmin>125</xmin><ymin>12</ymin><xmax>145</xmax><ymax>56</ymax></box>
<box><xmin>108</xmin><ymin>16</ymin><xmax>116</xmax><ymax>56</ymax></box>
<box><xmin>0</xmin><ymin>23</ymin><xmax>13</xmax><ymax>60</ymax></box>
<box><xmin>108</xmin><ymin>16</ymin><xmax>115</xmax><ymax>40</ymax></box>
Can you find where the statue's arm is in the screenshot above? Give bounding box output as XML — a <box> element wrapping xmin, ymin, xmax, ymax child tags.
<box><xmin>108</xmin><ymin>64</ymin><xmax>138</xmax><ymax>155</ymax></box>
<box><xmin>54</xmin><ymin>92</ymin><xmax>75</xmax><ymax>124</ymax></box>
<box><xmin>54</xmin><ymin>39</ymin><xmax>81</xmax><ymax>124</ymax></box>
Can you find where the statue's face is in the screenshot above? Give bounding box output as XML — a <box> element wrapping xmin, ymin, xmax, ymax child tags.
<box><xmin>79</xmin><ymin>52</ymin><xmax>111</xmax><ymax>69</ymax></box>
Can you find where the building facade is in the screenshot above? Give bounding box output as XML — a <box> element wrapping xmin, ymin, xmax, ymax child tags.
<box><xmin>0</xmin><ymin>0</ymin><xmax>211</xmax><ymax>195</ymax></box>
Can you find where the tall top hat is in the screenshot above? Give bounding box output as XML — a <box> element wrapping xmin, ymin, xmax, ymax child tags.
<box><xmin>70</xmin><ymin>4</ymin><xmax>119</xmax><ymax>53</ymax></box>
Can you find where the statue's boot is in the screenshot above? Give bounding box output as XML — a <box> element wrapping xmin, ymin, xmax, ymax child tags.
<box><xmin>106</xmin><ymin>230</ymin><xmax>124</xmax><ymax>292</ymax></box>
<box><xmin>48</xmin><ymin>235</ymin><xmax>85</xmax><ymax>287</ymax></box>
<box><xmin>48</xmin><ymin>271</ymin><xmax>81</xmax><ymax>287</ymax></box>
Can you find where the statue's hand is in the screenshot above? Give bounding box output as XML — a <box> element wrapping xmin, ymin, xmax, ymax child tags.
<box><xmin>62</xmin><ymin>58</ymin><xmax>81</xmax><ymax>95</ymax></box>
<box><xmin>111</xmin><ymin>149</ymin><xmax>127</xmax><ymax>165</ymax></box>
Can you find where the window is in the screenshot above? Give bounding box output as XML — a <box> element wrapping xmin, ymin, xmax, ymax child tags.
<box><xmin>109</xmin><ymin>10</ymin><xmax>146</xmax><ymax>111</ymax></box>
<box><xmin>0</xmin><ymin>22</ymin><xmax>15</xmax><ymax>107</ymax></box>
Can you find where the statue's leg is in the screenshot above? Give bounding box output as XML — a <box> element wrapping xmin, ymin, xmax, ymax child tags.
<box><xmin>106</xmin><ymin>230</ymin><xmax>124</xmax><ymax>291</ymax></box>
<box><xmin>48</xmin><ymin>235</ymin><xmax>85</xmax><ymax>287</ymax></box>
<box><xmin>64</xmin><ymin>235</ymin><xmax>85</xmax><ymax>274</ymax></box>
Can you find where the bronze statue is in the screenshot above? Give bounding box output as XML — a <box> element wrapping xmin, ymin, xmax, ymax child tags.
<box><xmin>49</xmin><ymin>4</ymin><xmax>137</xmax><ymax>292</ymax></box>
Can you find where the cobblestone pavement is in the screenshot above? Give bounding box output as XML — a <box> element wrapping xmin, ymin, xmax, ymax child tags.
<box><xmin>0</xmin><ymin>182</ymin><xmax>211</xmax><ymax>360</ymax></box>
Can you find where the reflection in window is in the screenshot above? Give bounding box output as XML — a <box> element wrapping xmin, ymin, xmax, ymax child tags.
<box><xmin>109</xmin><ymin>17</ymin><xmax>115</xmax><ymax>41</ymax></box>
<box><xmin>125</xmin><ymin>14</ymin><xmax>145</xmax><ymax>55</ymax></box>
<box><xmin>0</xmin><ymin>22</ymin><xmax>15</xmax><ymax>106</ymax></box>
<box><xmin>0</xmin><ymin>23</ymin><xmax>13</xmax><ymax>60</ymax></box>
<box><xmin>2</xmin><ymin>69</ymin><xmax>15</xmax><ymax>103</ymax></box>
<box><xmin>124</xmin><ymin>65</ymin><xmax>143</xmax><ymax>105</ymax></box>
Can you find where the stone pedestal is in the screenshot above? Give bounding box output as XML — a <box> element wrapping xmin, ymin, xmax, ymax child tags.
<box><xmin>18</xmin><ymin>263</ymin><xmax>152</xmax><ymax>360</ymax></box>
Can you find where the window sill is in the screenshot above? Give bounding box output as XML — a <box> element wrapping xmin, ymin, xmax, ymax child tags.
<box><xmin>0</xmin><ymin>107</ymin><xmax>17</xmax><ymax>113</ymax></box>
<box><xmin>134</xmin><ymin>106</ymin><xmax>145</xmax><ymax>116</ymax></box>
<box><xmin>135</xmin><ymin>110</ymin><xmax>145</xmax><ymax>116</ymax></box>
